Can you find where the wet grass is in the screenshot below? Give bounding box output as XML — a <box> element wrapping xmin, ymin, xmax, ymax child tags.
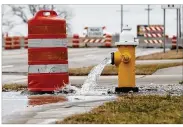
<box><xmin>2</xmin><ymin>84</ymin><xmax>27</xmax><ymax>92</ymax></box>
<box><xmin>136</xmin><ymin>49</ymin><xmax>183</xmax><ymax>60</ymax></box>
<box><xmin>69</xmin><ymin>62</ymin><xmax>183</xmax><ymax>76</ymax></box>
<box><xmin>57</xmin><ymin>95</ymin><xmax>183</xmax><ymax>124</ymax></box>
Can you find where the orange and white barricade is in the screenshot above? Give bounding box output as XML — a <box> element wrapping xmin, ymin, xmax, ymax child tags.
<box><xmin>72</xmin><ymin>34</ymin><xmax>80</xmax><ymax>48</ymax></box>
<box><xmin>28</xmin><ymin>10</ymin><xmax>69</xmax><ymax>92</ymax></box>
<box><xmin>144</xmin><ymin>39</ymin><xmax>163</xmax><ymax>44</ymax></box>
<box><xmin>12</xmin><ymin>36</ymin><xmax>21</xmax><ymax>49</ymax></box>
<box><xmin>171</xmin><ymin>35</ymin><xmax>177</xmax><ymax>49</ymax></box>
<box><xmin>23</xmin><ymin>37</ymin><xmax>28</xmax><ymax>48</ymax></box>
<box><xmin>104</xmin><ymin>34</ymin><xmax>112</xmax><ymax>47</ymax></box>
<box><xmin>4</xmin><ymin>37</ymin><xmax>12</xmax><ymax>49</ymax></box>
<box><xmin>84</xmin><ymin>38</ymin><xmax>105</xmax><ymax>47</ymax></box>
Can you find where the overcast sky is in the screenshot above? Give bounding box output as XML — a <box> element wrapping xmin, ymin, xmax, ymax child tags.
<box><xmin>3</xmin><ymin>5</ymin><xmax>182</xmax><ymax>36</ymax></box>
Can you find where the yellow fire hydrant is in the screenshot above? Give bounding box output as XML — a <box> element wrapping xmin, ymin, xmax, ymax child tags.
<box><xmin>111</xmin><ymin>26</ymin><xmax>139</xmax><ymax>93</ymax></box>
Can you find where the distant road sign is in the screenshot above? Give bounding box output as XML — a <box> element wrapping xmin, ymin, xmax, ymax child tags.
<box><xmin>87</xmin><ymin>27</ymin><xmax>103</xmax><ymax>37</ymax></box>
<box><xmin>161</xmin><ymin>5</ymin><xmax>181</xmax><ymax>9</ymax></box>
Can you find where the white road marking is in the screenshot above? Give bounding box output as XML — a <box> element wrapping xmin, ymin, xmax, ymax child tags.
<box><xmin>2</xmin><ymin>65</ymin><xmax>14</xmax><ymax>68</ymax></box>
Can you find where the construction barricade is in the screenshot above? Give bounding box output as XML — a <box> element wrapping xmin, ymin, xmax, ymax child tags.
<box><xmin>104</xmin><ymin>34</ymin><xmax>112</xmax><ymax>47</ymax></box>
<box><xmin>4</xmin><ymin>37</ymin><xmax>12</xmax><ymax>50</ymax></box>
<box><xmin>28</xmin><ymin>10</ymin><xmax>69</xmax><ymax>92</ymax></box>
<box><xmin>72</xmin><ymin>34</ymin><xmax>80</xmax><ymax>48</ymax></box>
<box><xmin>12</xmin><ymin>36</ymin><xmax>21</xmax><ymax>49</ymax></box>
<box><xmin>171</xmin><ymin>35</ymin><xmax>177</xmax><ymax>49</ymax></box>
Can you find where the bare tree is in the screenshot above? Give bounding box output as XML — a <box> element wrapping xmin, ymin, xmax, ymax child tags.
<box><xmin>5</xmin><ymin>5</ymin><xmax>73</xmax><ymax>33</ymax></box>
<box><xmin>2</xmin><ymin>5</ymin><xmax>13</xmax><ymax>35</ymax></box>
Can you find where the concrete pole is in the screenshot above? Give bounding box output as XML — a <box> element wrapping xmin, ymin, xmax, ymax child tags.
<box><xmin>148</xmin><ymin>5</ymin><xmax>150</xmax><ymax>25</ymax></box>
<box><xmin>163</xmin><ymin>9</ymin><xmax>166</xmax><ymax>53</ymax></box>
<box><xmin>182</xmin><ymin>5</ymin><xmax>183</xmax><ymax>40</ymax></box>
<box><xmin>179</xmin><ymin>8</ymin><xmax>181</xmax><ymax>38</ymax></box>
<box><xmin>121</xmin><ymin>5</ymin><xmax>123</xmax><ymax>33</ymax></box>
<box><xmin>176</xmin><ymin>9</ymin><xmax>179</xmax><ymax>53</ymax></box>
<box><xmin>145</xmin><ymin>5</ymin><xmax>152</xmax><ymax>26</ymax></box>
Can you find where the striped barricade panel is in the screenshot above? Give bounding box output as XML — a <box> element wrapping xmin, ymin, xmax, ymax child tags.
<box><xmin>84</xmin><ymin>38</ymin><xmax>106</xmax><ymax>47</ymax></box>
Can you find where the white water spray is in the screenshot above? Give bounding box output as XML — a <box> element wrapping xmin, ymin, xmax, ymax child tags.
<box><xmin>77</xmin><ymin>57</ymin><xmax>111</xmax><ymax>95</ymax></box>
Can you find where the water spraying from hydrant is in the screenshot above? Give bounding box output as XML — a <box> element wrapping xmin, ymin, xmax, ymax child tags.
<box><xmin>78</xmin><ymin>57</ymin><xmax>112</xmax><ymax>95</ymax></box>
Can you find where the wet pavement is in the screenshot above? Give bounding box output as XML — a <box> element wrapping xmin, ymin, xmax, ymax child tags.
<box><xmin>2</xmin><ymin>92</ymin><xmax>68</xmax><ymax>117</ymax></box>
<box><xmin>2</xmin><ymin>93</ymin><xmax>116</xmax><ymax>124</ymax></box>
<box><xmin>2</xmin><ymin>57</ymin><xmax>182</xmax><ymax>124</ymax></box>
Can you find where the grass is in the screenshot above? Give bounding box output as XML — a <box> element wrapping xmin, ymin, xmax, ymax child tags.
<box><xmin>136</xmin><ymin>49</ymin><xmax>183</xmax><ymax>60</ymax></box>
<box><xmin>179</xmin><ymin>81</ymin><xmax>183</xmax><ymax>85</ymax></box>
<box><xmin>2</xmin><ymin>63</ymin><xmax>183</xmax><ymax>91</ymax></box>
<box><xmin>57</xmin><ymin>95</ymin><xmax>183</xmax><ymax>124</ymax></box>
<box><xmin>69</xmin><ymin>62</ymin><xmax>183</xmax><ymax>76</ymax></box>
<box><xmin>2</xmin><ymin>84</ymin><xmax>27</xmax><ymax>92</ymax></box>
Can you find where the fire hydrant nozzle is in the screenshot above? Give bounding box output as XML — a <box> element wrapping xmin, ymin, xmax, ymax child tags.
<box><xmin>111</xmin><ymin>52</ymin><xmax>114</xmax><ymax>65</ymax></box>
<box><xmin>121</xmin><ymin>53</ymin><xmax>131</xmax><ymax>63</ymax></box>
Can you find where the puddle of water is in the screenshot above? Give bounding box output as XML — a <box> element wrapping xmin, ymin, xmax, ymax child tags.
<box><xmin>28</xmin><ymin>95</ymin><xmax>67</xmax><ymax>106</ymax></box>
<box><xmin>2</xmin><ymin>92</ymin><xmax>68</xmax><ymax>116</ymax></box>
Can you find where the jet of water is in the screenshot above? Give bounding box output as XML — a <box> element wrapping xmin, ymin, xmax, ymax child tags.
<box><xmin>77</xmin><ymin>57</ymin><xmax>111</xmax><ymax>95</ymax></box>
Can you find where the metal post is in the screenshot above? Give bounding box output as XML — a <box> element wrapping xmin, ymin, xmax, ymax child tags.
<box><xmin>182</xmin><ymin>5</ymin><xmax>183</xmax><ymax>38</ymax></box>
<box><xmin>163</xmin><ymin>9</ymin><xmax>166</xmax><ymax>53</ymax></box>
<box><xmin>121</xmin><ymin>5</ymin><xmax>123</xmax><ymax>33</ymax></box>
<box><xmin>148</xmin><ymin>5</ymin><xmax>150</xmax><ymax>25</ymax></box>
<box><xmin>179</xmin><ymin>8</ymin><xmax>181</xmax><ymax>38</ymax></box>
<box><xmin>176</xmin><ymin>9</ymin><xmax>179</xmax><ymax>53</ymax></box>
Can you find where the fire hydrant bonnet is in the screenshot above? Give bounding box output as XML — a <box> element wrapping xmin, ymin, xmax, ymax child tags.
<box><xmin>115</xmin><ymin>26</ymin><xmax>139</xmax><ymax>46</ymax></box>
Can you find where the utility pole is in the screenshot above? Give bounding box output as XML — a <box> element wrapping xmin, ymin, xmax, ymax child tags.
<box><xmin>179</xmin><ymin>8</ymin><xmax>181</xmax><ymax>39</ymax></box>
<box><xmin>116</xmin><ymin>5</ymin><xmax>129</xmax><ymax>33</ymax></box>
<box><xmin>145</xmin><ymin>5</ymin><xmax>152</xmax><ymax>25</ymax></box>
<box><xmin>176</xmin><ymin>9</ymin><xmax>179</xmax><ymax>53</ymax></box>
<box><xmin>181</xmin><ymin>5</ymin><xmax>183</xmax><ymax>38</ymax></box>
<box><xmin>121</xmin><ymin>5</ymin><xmax>123</xmax><ymax>33</ymax></box>
<box><xmin>163</xmin><ymin>9</ymin><xmax>166</xmax><ymax>53</ymax></box>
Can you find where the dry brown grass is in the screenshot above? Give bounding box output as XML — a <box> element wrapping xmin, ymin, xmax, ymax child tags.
<box><xmin>69</xmin><ymin>63</ymin><xmax>183</xmax><ymax>76</ymax></box>
<box><xmin>57</xmin><ymin>95</ymin><xmax>183</xmax><ymax>124</ymax></box>
<box><xmin>2</xmin><ymin>63</ymin><xmax>183</xmax><ymax>91</ymax></box>
<box><xmin>136</xmin><ymin>49</ymin><xmax>183</xmax><ymax>60</ymax></box>
<box><xmin>2</xmin><ymin>84</ymin><xmax>27</xmax><ymax>92</ymax></box>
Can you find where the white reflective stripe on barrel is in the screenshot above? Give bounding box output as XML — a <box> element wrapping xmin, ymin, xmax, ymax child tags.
<box><xmin>28</xmin><ymin>39</ymin><xmax>68</xmax><ymax>47</ymax></box>
<box><xmin>28</xmin><ymin>64</ymin><xmax>68</xmax><ymax>73</ymax></box>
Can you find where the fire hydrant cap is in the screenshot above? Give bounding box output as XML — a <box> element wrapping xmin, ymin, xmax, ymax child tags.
<box><xmin>115</xmin><ymin>25</ymin><xmax>139</xmax><ymax>46</ymax></box>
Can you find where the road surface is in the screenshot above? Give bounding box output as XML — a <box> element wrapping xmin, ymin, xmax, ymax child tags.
<box><xmin>2</xmin><ymin>48</ymin><xmax>169</xmax><ymax>73</ymax></box>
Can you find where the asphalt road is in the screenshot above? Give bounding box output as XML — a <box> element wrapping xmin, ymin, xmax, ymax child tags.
<box><xmin>2</xmin><ymin>48</ymin><xmax>172</xmax><ymax>73</ymax></box>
